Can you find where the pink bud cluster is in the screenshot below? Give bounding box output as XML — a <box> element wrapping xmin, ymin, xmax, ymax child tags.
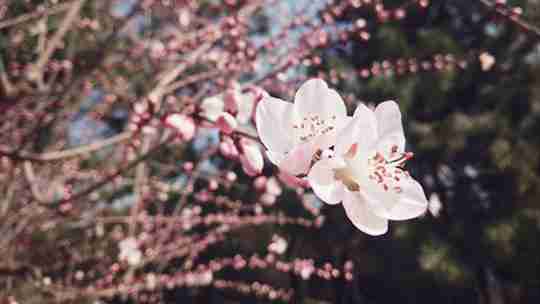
<box><xmin>213</xmin><ymin>280</ymin><xmax>293</xmax><ymax>301</ymax></box>
<box><xmin>355</xmin><ymin>54</ymin><xmax>469</xmax><ymax>79</ymax></box>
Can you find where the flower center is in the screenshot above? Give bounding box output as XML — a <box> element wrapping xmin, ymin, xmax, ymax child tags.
<box><xmin>292</xmin><ymin>114</ymin><xmax>337</xmax><ymax>142</ymax></box>
<box><xmin>368</xmin><ymin>146</ymin><xmax>413</xmax><ymax>193</ymax></box>
<box><xmin>333</xmin><ymin>167</ymin><xmax>360</xmax><ymax>191</ymax></box>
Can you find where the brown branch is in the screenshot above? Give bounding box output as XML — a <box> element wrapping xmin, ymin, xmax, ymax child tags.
<box><xmin>0</xmin><ymin>1</ymin><xmax>75</xmax><ymax>30</ymax></box>
<box><xmin>0</xmin><ymin>132</ymin><xmax>131</xmax><ymax>162</ymax></box>
<box><xmin>27</xmin><ymin>0</ymin><xmax>87</xmax><ymax>86</ymax></box>
<box><xmin>23</xmin><ymin>161</ymin><xmax>52</xmax><ymax>204</ymax></box>
<box><xmin>479</xmin><ymin>0</ymin><xmax>540</xmax><ymax>39</ymax></box>
<box><xmin>57</xmin><ymin>135</ymin><xmax>174</xmax><ymax>206</ymax></box>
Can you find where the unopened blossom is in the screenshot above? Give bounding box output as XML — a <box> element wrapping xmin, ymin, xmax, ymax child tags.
<box><xmin>278</xmin><ymin>171</ymin><xmax>309</xmax><ymax>188</ymax></box>
<box><xmin>479</xmin><ymin>52</ymin><xmax>495</xmax><ymax>71</ymax></box>
<box><xmin>236</xmin><ymin>89</ymin><xmax>259</xmax><ymax>124</ymax></box>
<box><xmin>164</xmin><ymin>113</ymin><xmax>196</xmax><ymax>140</ymax></box>
<box><xmin>216</xmin><ymin>112</ymin><xmax>238</xmax><ymax>134</ymax></box>
<box><xmin>226</xmin><ymin>171</ymin><xmax>237</xmax><ymax>182</ymax></box>
<box><xmin>256</xmin><ymin>79</ymin><xmax>349</xmax><ymax>175</ymax></box>
<box><xmin>201</xmin><ymin>87</ymin><xmax>257</xmax><ymax>124</ymax></box>
<box><xmin>268</xmin><ymin>234</ymin><xmax>288</xmax><ymax>255</ymax></box>
<box><xmin>254</xmin><ymin>176</ymin><xmax>268</xmax><ymax>191</ymax></box>
<box><xmin>223</xmin><ymin>87</ymin><xmax>240</xmax><ymax>115</ymax></box>
<box><xmin>197</xmin><ymin>270</ymin><xmax>213</xmax><ymax>286</ymax></box>
<box><xmin>260</xmin><ymin>193</ymin><xmax>277</xmax><ymax>205</ymax></box>
<box><xmin>266</xmin><ymin>177</ymin><xmax>282</xmax><ymax>196</ymax></box>
<box><xmin>149</xmin><ymin>40</ymin><xmax>166</xmax><ymax>59</ymax></box>
<box><xmin>307</xmin><ymin>101</ymin><xmax>428</xmax><ymax>235</ymax></box>
<box><xmin>297</xmin><ymin>260</ymin><xmax>315</xmax><ymax>280</ymax></box>
<box><xmin>200</xmin><ymin>95</ymin><xmax>224</xmax><ymax>121</ymax></box>
<box><xmin>118</xmin><ymin>237</ymin><xmax>143</xmax><ymax>266</ymax></box>
<box><xmin>428</xmin><ymin>193</ymin><xmax>443</xmax><ymax>217</ymax></box>
<box><xmin>219</xmin><ymin>136</ymin><xmax>239</xmax><ymax>159</ymax></box>
<box><xmin>134</xmin><ymin>101</ymin><xmax>149</xmax><ymax>115</ymax></box>
<box><xmin>239</xmin><ymin>138</ymin><xmax>263</xmax><ymax>176</ymax></box>
<box><xmin>146</xmin><ymin>273</ymin><xmax>157</xmax><ymax>290</ymax></box>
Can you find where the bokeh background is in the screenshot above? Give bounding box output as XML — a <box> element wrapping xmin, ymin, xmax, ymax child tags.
<box><xmin>1</xmin><ymin>0</ymin><xmax>540</xmax><ymax>303</ymax></box>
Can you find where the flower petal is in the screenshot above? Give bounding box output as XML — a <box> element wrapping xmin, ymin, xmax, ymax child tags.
<box><xmin>361</xmin><ymin>177</ymin><xmax>428</xmax><ymax>221</ymax></box>
<box><xmin>255</xmin><ymin>96</ymin><xmax>294</xmax><ymax>154</ymax></box>
<box><xmin>335</xmin><ymin>103</ymin><xmax>378</xmax><ymax>158</ymax></box>
<box><xmin>389</xmin><ymin>179</ymin><xmax>428</xmax><ymax>220</ymax></box>
<box><xmin>313</xmin><ymin>116</ymin><xmax>352</xmax><ymax>151</ymax></box>
<box><xmin>308</xmin><ymin>157</ymin><xmax>347</xmax><ymax>205</ymax></box>
<box><xmin>278</xmin><ymin>171</ymin><xmax>310</xmax><ymax>188</ymax></box>
<box><xmin>374</xmin><ymin>100</ymin><xmax>405</xmax><ymax>156</ymax></box>
<box><xmin>294</xmin><ymin>79</ymin><xmax>347</xmax><ymax>121</ymax></box>
<box><xmin>277</xmin><ymin>141</ymin><xmax>317</xmax><ymax>176</ymax></box>
<box><xmin>266</xmin><ymin>150</ymin><xmax>285</xmax><ymax>167</ymax></box>
<box><xmin>342</xmin><ymin>190</ymin><xmax>388</xmax><ymax>235</ymax></box>
<box><xmin>313</xmin><ymin>183</ymin><xmax>346</xmax><ymax>205</ymax></box>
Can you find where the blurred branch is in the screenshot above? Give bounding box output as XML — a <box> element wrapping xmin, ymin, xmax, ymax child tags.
<box><xmin>0</xmin><ymin>131</ymin><xmax>131</xmax><ymax>162</ymax></box>
<box><xmin>0</xmin><ymin>55</ymin><xmax>15</xmax><ymax>97</ymax></box>
<box><xmin>57</xmin><ymin>135</ymin><xmax>174</xmax><ymax>207</ymax></box>
<box><xmin>164</xmin><ymin>70</ymin><xmax>222</xmax><ymax>95</ymax></box>
<box><xmin>129</xmin><ymin>137</ymin><xmax>150</xmax><ymax>236</ymax></box>
<box><xmin>27</xmin><ymin>0</ymin><xmax>87</xmax><ymax>88</ymax></box>
<box><xmin>0</xmin><ymin>1</ymin><xmax>75</xmax><ymax>29</ymax></box>
<box><xmin>23</xmin><ymin>161</ymin><xmax>52</xmax><ymax>204</ymax></box>
<box><xmin>11</xmin><ymin>3</ymin><xmax>142</xmax><ymax>159</ymax></box>
<box><xmin>479</xmin><ymin>0</ymin><xmax>540</xmax><ymax>39</ymax></box>
<box><xmin>148</xmin><ymin>42</ymin><xmax>214</xmax><ymax>108</ymax></box>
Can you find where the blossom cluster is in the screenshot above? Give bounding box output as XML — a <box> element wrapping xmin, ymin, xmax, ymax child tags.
<box><xmin>256</xmin><ymin>79</ymin><xmax>429</xmax><ymax>235</ymax></box>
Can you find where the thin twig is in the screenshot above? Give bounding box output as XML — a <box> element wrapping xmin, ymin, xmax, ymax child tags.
<box><xmin>0</xmin><ymin>131</ymin><xmax>131</xmax><ymax>162</ymax></box>
<box><xmin>28</xmin><ymin>0</ymin><xmax>87</xmax><ymax>85</ymax></box>
<box><xmin>479</xmin><ymin>0</ymin><xmax>540</xmax><ymax>39</ymax></box>
<box><xmin>23</xmin><ymin>161</ymin><xmax>51</xmax><ymax>204</ymax></box>
<box><xmin>0</xmin><ymin>1</ymin><xmax>75</xmax><ymax>30</ymax></box>
<box><xmin>57</xmin><ymin>135</ymin><xmax>174</xmax><ymax>206</ymax></box>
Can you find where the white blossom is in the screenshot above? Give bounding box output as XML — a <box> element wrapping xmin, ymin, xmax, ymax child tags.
<box><xmin>307</xmin><ymin>101</ymin><xmax>428</xmax><ymax>235</ymax></box>
<box><xmin>255</xmin><ymin>79</ymin><xmax>350</xmax><ymax>175</ymax></box>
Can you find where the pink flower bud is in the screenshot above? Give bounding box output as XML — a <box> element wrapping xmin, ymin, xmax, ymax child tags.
<box><xmin>225</xmin><ymin>171</ymin><xmax>237</xmax><ymax>182</ymax></box>
<box><xmin>183</xmin><ymin>162</ymin><xmax>194</xmax><ymax>172</ymax></box>
<box><xmin>249</xmin><ymin>87</ymin><xmax>267</xmax><ymax>123</ymax></box>
<box><xmin>216</xmin><ymin>112</ymin><xmax>237</xmax><ymax>135</ymax></box>
<box><xmin>219</xmin><ymin>136</ymin><xmax>239</xmax><ymax>159</ymax></box>
<box><xmin>479</xmin><ymin>52</ymin><xmax>495</xmax><ymax>71</ymax></box>
<box><xmin>278</xmin><ymin>171</ymin><xmax>309</xmax><ymax>188</ymax></box>
<box><xmin>208</xmin><ymin>179</ymin><xmax>219</xmax><ymax>191</ymax></box>
<box><xmin>239</xmin><ymin>139</ymin><xmax>263</xmax><ymax>176</ymax></box>
<box><xmin>266</xmin><ymin>177</ymin><xmax>282</xmax><ymax>196</ymax></box>
<box><xmin>164</xmin><ymin>113</ymin><xmax>196</xmax><ymax>140</ymax></box>
<box><xmin>134</xmin><ymin>101</ymin><xmax>149</xmax><ymax>115</ymax></box>
<box><xmin>260</xmin><ymin>193</ymin><xmax>276</xmax><ymax>206</ymax></box>
<box><xmin>200</xmin><ymin>95</ymin><xmax>224</xmax><ymax>121</ymax></box>
<box><xmin>254</xmin><ymin>176</ymin><xmax>267</xmax><ymax>191</ymax></box>
<box><xmin>268</xmin><ymin>235</ymin><xmax>288</xmax><ymax>255</ymax></box>
<box><xmin>223</xmin><ymin>88</ymin><xmax>239</xmax><ymax>115</ymax></box>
